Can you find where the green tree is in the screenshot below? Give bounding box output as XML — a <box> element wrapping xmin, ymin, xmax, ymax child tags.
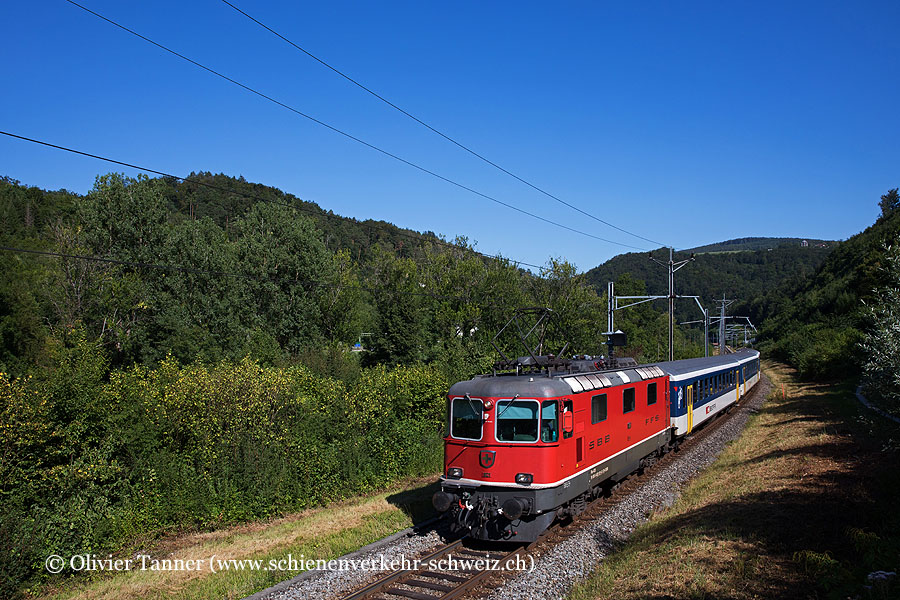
<box><xmin>365</xmin><ymin>246</ymin><xmax>426</xmax><ymax>366</ymax></box>
<box><xmin>880</xmin><ymin>188</ymin><xmax>899</xmax><ymax>217</ymax></box>
<box><xmin>860</xmin><ymin>240</ymin><xmax>900</xmax><ymax>410</ymax></box>
<box><xmin>415</xmin><ymin>238</ymin><xmax>527</xmax><ymax>378</ymax></box>
<box><xmin>79</xmin><ymin>173</ymin><xmax>169</xmax><ymax>263</ymax></box>
<box><xmin>233</xmin><ymin>203</ymin><xmax>330</xmax><ymax>355</ymax></box>
<box><xmin>318</xmin><ymin>248</ymin><xmax>368</xmax><ymax>344</ymax></box>
<box><xmin>147</xmin><ymin>216</ymin><xmax>243</xmax><ymax>364</ymax></box>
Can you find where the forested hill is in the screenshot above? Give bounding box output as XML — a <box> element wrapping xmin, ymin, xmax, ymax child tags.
<box><xmin>158</xmin><ymin>172</ymin><xmax>445</xmax><ymax>258</ymax></box>
<box><xmin>583</xmin><ymin>241</ymin><xmax>835</xmax><ymax>314</ymax></box>
<box><xmin>166</xmin><ymin>172</ymin><xmax>454</xmax><ymax>256</ymax></box>
<box><xmin>752</xmin><ymin>192</ymin><xmax>900</xmax><ymax>384</ymax></box>
<box><xmin>685</xmin><ymin>237</ymin><xmax>833</xmax><ymax>253</ymax></box>
<box><xmin>0</xmin><ymin>172</ymin><xmax>442</xmax><ymax>260</ymax></box>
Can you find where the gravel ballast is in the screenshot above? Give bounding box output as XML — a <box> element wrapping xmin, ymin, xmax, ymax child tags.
<box><xmin>245</xmin><ymin>525</ymin><xmax>447</xmax><ymax>600</ymax></box>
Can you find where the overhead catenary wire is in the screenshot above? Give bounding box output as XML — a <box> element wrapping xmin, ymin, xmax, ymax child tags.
<box><xmin>220</xmin><ymin>0</ymin><xmax>667</xmax><ymax>249</ymax></box>
<box><xmin>62</xmin><ymin>0</ymin><xmax>649</xmax><ymax>252</ymax></box>
<box><xmin>0</xmin><ymin>129</ymin><xmax>543</xmax><ymax>270</ymax></box>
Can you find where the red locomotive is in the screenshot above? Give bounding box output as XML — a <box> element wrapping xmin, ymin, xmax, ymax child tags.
<box><xmin>432</xmin><ymin>329</ymin><xmax>760</xmax><ymax>541</ymax></box>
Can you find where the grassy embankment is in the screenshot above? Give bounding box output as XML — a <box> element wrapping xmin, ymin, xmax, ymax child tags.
<box><xmin>33</xmin><ymin>478</ymin><xmax>437</xmax><ymax>600</ymax></box>
<box><xmin>570</xmin><ymin>361</ymin><xmax>900</xmax><ymax>599</ymax></box>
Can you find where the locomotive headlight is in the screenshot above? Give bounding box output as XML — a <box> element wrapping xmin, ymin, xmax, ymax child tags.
<box><xmin>448</xmin><ymin>467</ymin><xmax>463</xmax><ymax>479</ymax></box>
<box><xmin>515</xmin><ymin>472</ymin><xmax>533</xmax><ymax>485</ymax></box>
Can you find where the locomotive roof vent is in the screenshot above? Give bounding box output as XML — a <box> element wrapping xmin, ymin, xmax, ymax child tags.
<box><xmin>616</xmin><ymin>357</ymin><xmax>638</xmax><ymax>368</ymax></box>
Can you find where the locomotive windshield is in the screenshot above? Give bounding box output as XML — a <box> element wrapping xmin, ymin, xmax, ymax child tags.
<box><xmin>450</xmin><ymin>397</ymin><xmax>483</xmax><ymax>440</ymax></box>
<box><xmin>496</xmin><ymin>399</ymin><xmax>539</xmax><ymax>442</ymax></box>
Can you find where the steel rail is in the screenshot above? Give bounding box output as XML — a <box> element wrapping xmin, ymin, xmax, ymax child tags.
<box><xmin>338</xmin><ymin>537</ymin><xmax>532</xmax><ymax>600</ymax></box>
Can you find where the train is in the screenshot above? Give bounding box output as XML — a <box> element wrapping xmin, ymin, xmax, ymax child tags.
<box><xmin>431</xmin><ymin>348</ymin><xmax>760</xmax><ymax>541</ymax></box>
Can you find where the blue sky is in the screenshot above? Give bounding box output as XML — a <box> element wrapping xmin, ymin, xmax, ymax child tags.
<box><xmin>2</xmin><ymin>1</ymin><xmax>898</xmax><ymax>270</ymax></box>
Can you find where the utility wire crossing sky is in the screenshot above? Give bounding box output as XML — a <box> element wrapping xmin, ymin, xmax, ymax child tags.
<box><xmin>1</xmin><ymin>1</ymin><xmax>897</xmax><ymax>269</ymax></box>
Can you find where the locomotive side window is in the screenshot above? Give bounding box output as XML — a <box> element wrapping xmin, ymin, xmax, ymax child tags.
<box><xmin>562</xmin><ymin>399</ymin><xmax>574</xmax><ymax>439</ymax></box>
<box><xmin>450</xmin><ymin>397</ymin><xmax>483</xmax><ymax>440</ymax></box>
<box><xmin>496</xmin><ymin>399</ymin><xmax>539</xmax><ymax>442</ymax></box>
<box><xmin>541</xmin><ymin>400</ymin><xmax>559</xmax><ymax>442</ymax></box>
<box><xmin>647</xmin><ymin>382</ymin><xmax>657</xmax><ymax>405</ymax></box>
<box><xmin>623</xmin><ymin>387</ymin><xmax>635</xmax><ymax>413</ymax></box>
<box><xmin>591</xmin><ymin>394</ymin><xmax>607</xmax><ymax>424</ymax></box>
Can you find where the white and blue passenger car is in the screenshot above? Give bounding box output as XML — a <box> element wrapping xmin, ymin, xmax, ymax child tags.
<box><xmin>652</xmin><ymin>348</ymin><xmax>760</xmax><ymax>436</ymax></box>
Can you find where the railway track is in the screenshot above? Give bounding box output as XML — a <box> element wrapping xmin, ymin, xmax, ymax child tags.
<box><xmin>336</xmin><ymin>378</ymin><xmax>765</xmax><ymax>600</ymax></box>
<box><xmin>339</xmin><ymin>537</ymin><xmax>534</xmax><ymax>600</ymax></box>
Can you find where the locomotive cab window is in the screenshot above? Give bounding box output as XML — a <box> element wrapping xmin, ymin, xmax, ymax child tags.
<box><xmin>591</xmin><ymin>394</ymin><xmax>607</xmax><ymax>424</ymax></box>
<box><xmin>541</xmin><ymin>400</ymin><xmax>559</xmax><ymax>443</ymax></box>
<box><xmin>450</xmin><ymin>397</ymin><xmax>483</xmax><ymax>440</ymax></box>
<box><xmin>647</xmin><ymin>382</ymin><xmax>657</xmax><ymax>405</ymax></box>
<box><xmin>496</xmin><ymin>399</ymin><xmax>539</xmax><ymax>443</ymax></box>
<box><xmin>623</xmin><ymin>387</ymin><xmax>635</xmax><ymax>413</ymax></box>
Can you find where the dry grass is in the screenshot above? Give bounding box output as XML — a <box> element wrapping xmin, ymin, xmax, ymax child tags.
<box><xmin>34</xmin><ymin>476</ymin><xmax>439</xmax><ymax>600</ymax></box>
<box><xmin>570</xmin><ymin>361</ymin><xmax>900</xmax><ymax>600</ymax></box>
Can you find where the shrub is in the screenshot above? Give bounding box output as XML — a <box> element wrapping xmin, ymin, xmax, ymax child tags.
<box><xmin>1</xmin><ymin>351</ymin><xmax>450</xmax><ymax>593</ymax></box>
